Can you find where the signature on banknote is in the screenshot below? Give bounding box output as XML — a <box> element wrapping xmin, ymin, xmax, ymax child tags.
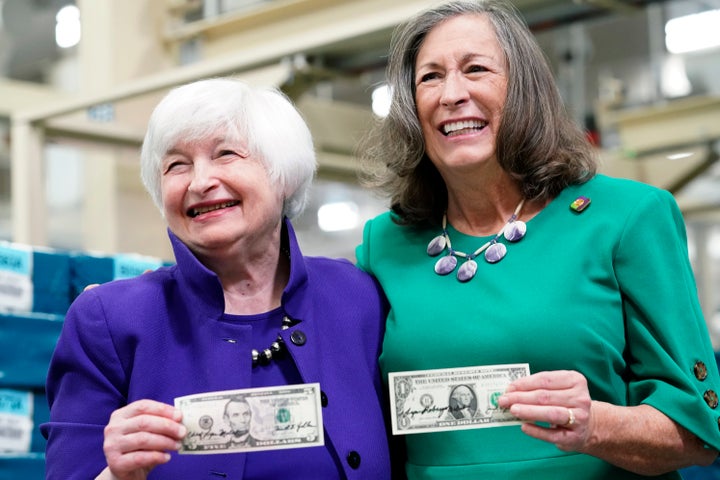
<box><xmin>389</xmin><ymin>364</ymin><xmax>530</xmax><ymax>435</ymax></box>
<box><xmin>175</xmin><ymin>383</ymin><xmax>324</xmax><ymax>454</ymax></box>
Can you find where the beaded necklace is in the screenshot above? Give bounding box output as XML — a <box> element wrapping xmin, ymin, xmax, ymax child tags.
<box><xmin>427</xmin><ymin>199</ymin><xmax>526</xmax><ymax>282</ymax></box>
<box><xmin>250</xmin><ymin>247</ymin><xmax>293</xmax><ymax>367</ymax></box>
<box><xmin>251</xmin><ymin>316</ymin><xmax>293</xmax><ymax>367</ymax></box>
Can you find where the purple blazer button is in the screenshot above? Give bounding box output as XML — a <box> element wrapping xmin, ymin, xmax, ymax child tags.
<box><xmin>290</xmin><ymin>330</ymin><xmax>307</xmax><ymax>346</ymax></box>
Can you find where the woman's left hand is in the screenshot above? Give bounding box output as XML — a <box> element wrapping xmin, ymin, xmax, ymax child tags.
<box><xmin>497</xmin><ymin>370</ymin><xmax>593</xmax><ymax>452</ymax></box>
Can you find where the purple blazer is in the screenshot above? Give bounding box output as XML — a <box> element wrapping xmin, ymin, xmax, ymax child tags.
<box><xmin>42</xmin><ymin>220</ymin><xmax>393</xmax><ymax>479</ymax></box>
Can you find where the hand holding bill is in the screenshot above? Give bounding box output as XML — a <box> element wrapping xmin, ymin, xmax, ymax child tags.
<box><xmin>101</xmin><ymin>399</ymin><xmax>185</xmax><ymax>480</ymax></box>
<box><xmin>497</xmin><ymin>370</ymin><xmax>593</xmax><ymax>452</ymax></box>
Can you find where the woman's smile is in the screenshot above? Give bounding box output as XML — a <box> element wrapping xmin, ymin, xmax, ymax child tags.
<box><xmin>187</xmin><ymin>200</ymin><xmax>240</xmax><ymax>218</ymax></box>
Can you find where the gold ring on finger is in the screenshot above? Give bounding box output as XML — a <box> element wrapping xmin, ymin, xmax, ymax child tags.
<box><xmin>565</xmin><ymin>408</ymin><xmax>575</xmax><ymax>426</ymax></box>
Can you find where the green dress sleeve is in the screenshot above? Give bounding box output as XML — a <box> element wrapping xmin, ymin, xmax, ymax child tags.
<box><xmin>616</xmin><ymin>187</ymin><xmax>720</xmax><ymax>451</ymax></box>
<box><xmin>355</xmin><ymin>217</ymin><xmax>374</xmax><ymax>275</ymax></box>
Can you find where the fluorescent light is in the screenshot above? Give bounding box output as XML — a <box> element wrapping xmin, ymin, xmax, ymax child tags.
<box><xmin>660</xmin><ymin>56</ymin><xmax>691</xmax><ymax>98</ymax></box>
<box><xmin>317</xmin><ymin>202</ymin><xmax>359</xmax><ymax>232</ymax></box>
<box><xmin>56</xmin><ymin>5</ymin><xmax>81</xmax><ymax>49</ymax></box>
<box><xmin>665</xmin><ymin>9</ymin><xmax>720</xmax><ymax>54</ymax></box>
<box><xmin>666</xmin><ymin>152</ymin><xmax>694</xmax><ymax>160</ymax></box>
<box><xmin>372</xmin><ymin>84</ymin><xmax>392</xmax><ymax>118</ymax></box>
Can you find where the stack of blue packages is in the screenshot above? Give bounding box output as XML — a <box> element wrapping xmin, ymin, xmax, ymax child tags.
<box><xmin>0</xmin><ymin>242</ymin><xmax>172</xmax><ymax>479</ymax></box>
<box><xmin>0</xmin><ymin>241</ymin><xmax>69</xmax><ymax>479</ymax></box>
<box><xmin>0</xmin><ymin>242</ymin><xmax>71</xmax><ymax>316</ymax></box>
<box><xmin>0</xmin><ymin>311</ymin><xmax>64</xmax><ymax>479</ymax></box>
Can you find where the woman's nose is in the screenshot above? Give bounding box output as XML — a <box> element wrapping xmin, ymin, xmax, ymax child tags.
<box><xmin>440</xmin><ymin>72</ymin><xmax>469</xmax><ymax>107</ymax></box>
<box><xmin>187</xmin><ymin>161</ymin><xmax>218</xmax><ymax>194</ymax></box>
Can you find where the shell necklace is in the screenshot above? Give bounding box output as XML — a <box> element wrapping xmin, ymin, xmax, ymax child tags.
<box><xmin>427</xmin><ymin>199</ymin><xmax>526</xmax><ymax>282</ymax></box>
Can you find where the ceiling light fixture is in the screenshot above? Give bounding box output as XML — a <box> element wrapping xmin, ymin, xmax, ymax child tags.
<box><xmin>55</xmin><ymin>4</ymin><xmax>81</xmax><ymax>49</ymax></box>
<box><xmin>666</xmin><ymin>152</ymin><xmax>694</xmax><ymax>160</ymax></box>
<box><xmin>665</xmin><ymin>9</ymin><xmax>720</xmax><ymax>54</ymax></box>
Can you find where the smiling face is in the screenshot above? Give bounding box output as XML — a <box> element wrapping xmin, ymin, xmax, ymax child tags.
<box><xmin>160</xmin><ymin>132</ymin><xmax>284</xmax><ymax>259</ymax></box>
<box><xmin>414</xmin><ymin>13</ymin><xmax>507</xmax><ymax>177</ymax></box>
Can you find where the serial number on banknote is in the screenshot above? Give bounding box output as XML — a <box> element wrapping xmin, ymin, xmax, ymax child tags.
<box><xmin>174</xmin><ymin>383</ymin><xmax>324</xmax><ymax>454</ymax></box>
<box><xmin>389</xmin><ymin>364</ymin><xmax>530</xmax><ymax>435</ymax></box>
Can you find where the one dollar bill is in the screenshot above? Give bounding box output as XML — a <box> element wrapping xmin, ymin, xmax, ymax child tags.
<box><xmin>389</xmin><ymin>363</ymin><xmax>530</xmax><ymax>435</ymax></box>
<box><xmin>175</xmin><ymin>383</ymin><xmax>324</xmax><ymax>454</ymax></box>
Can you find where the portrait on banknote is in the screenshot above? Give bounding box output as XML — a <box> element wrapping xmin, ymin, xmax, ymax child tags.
<box><xmin>389</xmin><ymin>364</ymin><xmax>530</xmax><ymax>435</ymax></box>
<box><xmin>222</xmin><ymin>396</ymin><xmax>257</xmax><ymax>447</ymax></box>
<box><xmin>175</xmin><ymin>384</ymin><xmax>324</xmax><ymax>454</ymax></box>
<box><xmin>447</xmin><ymin>384</ymin><xmax>478</xmax><ymax>420</ymax></box>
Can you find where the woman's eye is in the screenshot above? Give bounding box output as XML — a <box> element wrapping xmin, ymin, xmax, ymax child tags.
<box><xmin>217</xmin><ymin>149</ymin><xmax>239</xmax><ymax>158</ymax></box>
<box><xmin>418</xmin><ymin>72</ymin><xmax>440</xmax><ymax>83</ymax></box>
<box><xmin>163</xmin><ymin>159</ymin><xmax>186</xmax><ymax>173</ymax></box>
<box><xmin>467</xmin><ymin>65</ymin><xmax>487</xmax><ymax>73</ymax></box>
<box><xmin>165</xmin><ymin>160</ymin><xmax>178</xmax><ymax>170</ymax></box>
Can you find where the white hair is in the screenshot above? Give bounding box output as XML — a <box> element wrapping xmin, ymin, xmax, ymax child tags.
<box><xmin>140</xmin><ymin>77</ymin><xmax>317</xmax><ymax>219</ymax></box>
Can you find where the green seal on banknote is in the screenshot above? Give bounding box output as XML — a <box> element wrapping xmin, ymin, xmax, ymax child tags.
<box><xmin>276</xmin><ymin>408</ymin><xmax>291</xmax><ymax>423</ymax></box>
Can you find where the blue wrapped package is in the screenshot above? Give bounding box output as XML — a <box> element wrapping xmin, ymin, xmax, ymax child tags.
<box><xmin>68</xmin><ymin>253</ymin><xmax>114</xmax><ymax>302</ymax></box>
<box><xmin>31</xmin><ymin>248</ymin><xmax>71</xmax><ymax>315</ymax></box>
<box><xmin>0</xmin><ymin>312</ymin><xmax>63</xmax><ymax>478</ymax></box>
<box><xmin>0</xmin><ymin>243</ymin><xmax>71</xmax><ymax>316</ymax></box>
<box><xmin>0</xmin><ymin>452</ymin><xmax>46</xmax><ymax>480</ymax></box>
<box><xmin>0</xmin><ymin>311</ymin><xmax>64</xmax><ymax>388</ymax></box>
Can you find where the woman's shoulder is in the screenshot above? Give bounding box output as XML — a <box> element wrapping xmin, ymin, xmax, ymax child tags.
<box><xmin>60</xmin><ymin>266</ymin><xmax>181</xmax><ymax>345</ymax></box>
<box><xmin>303</xmin><ymin>255</ymin><xmax>374</xmax><ymax>281</ymax></box>
<box><xmin>362</xmin><ymin>210</ymin><xmax>396</xmax><ymax>232</ymax></box>
<box><xmin>302</xmin><ymin>255</ymin><xmax>383</xmax><ymax>295</ymax></box>
<box><xmin>361</xmin><ymin>210</ymin><xmax>417</xmax><ymax>241</ymax></box>
<box><xmin>566</xmin><ymin>174</ymin><xmax>676</xmax><ymax>213</ymax></box>
<box><xmin>580</xmin><ymin>174</ymin><xmax>671</xmax><ymax>200</ymax></box>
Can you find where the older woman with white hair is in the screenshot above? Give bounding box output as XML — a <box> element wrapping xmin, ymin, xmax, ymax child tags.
<box><xmin>42</xmin><ymin>78</ymin><xmax>395</xmax><ymax>480</ymax></box>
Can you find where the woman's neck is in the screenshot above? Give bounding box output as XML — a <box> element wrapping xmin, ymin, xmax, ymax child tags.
<box><xmin>445</xmin><ymin>171</ymin><xmax>525</xmax><ymax>236</ymax></box>
<box><xmin>218</xmin><ymin>250</ymin><xmax>290</xmax><ymax>315</ymax></box>
<box><xmin>195</xmin><ymin>225</ymin><xmax>290</xmax><ymax>315</ymax></box>
<box><xmin>444</xmin><ymin>169</ymin><xmax>553</xmax><ymax>237</ymax></box>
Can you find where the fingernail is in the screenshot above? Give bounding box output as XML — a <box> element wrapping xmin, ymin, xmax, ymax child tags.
<box><xmin>178</xmin><ymin>425</ymin><xmax>187</xmax><ymax>437</ymax></box>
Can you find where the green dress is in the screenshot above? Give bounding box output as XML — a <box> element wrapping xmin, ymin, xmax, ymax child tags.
<box><xmin>356</xmin><ymin>174</ymin><xmax>720</xmax><ymax>479</ymax></box>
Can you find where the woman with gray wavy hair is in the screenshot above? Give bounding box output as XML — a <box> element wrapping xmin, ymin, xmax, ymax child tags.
<box><xmin>357</xmin><ymin>1</ymin><xmax>720</xmax><ymax>478</ymax></box>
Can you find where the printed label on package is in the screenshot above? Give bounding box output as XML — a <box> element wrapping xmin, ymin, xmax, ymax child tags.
<box><xmin>0</xmin><ymin>244</ymin><xmax>33</xmax><ymax>313</ymax></box>
<box><xmin>113</xmin><ymin>254</ymin><xmax>163</xmax><ymax>280</ymax></box>
<box><xmin>0</xmin><ymin>389</ymin><xmax>33</xmax><ymax>453</ymax></box>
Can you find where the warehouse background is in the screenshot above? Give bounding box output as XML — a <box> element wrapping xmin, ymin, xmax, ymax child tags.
<box><xmin>0</xmin><ymin>0</ymin><xmax>719</xmax><ymax>477</ymax></box>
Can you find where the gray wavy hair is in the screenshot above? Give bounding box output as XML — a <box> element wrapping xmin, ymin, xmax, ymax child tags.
<box><xmin>358</xmin><ymin>0</ymin><xmax>596</xmax><ymax>226</ymax></box>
